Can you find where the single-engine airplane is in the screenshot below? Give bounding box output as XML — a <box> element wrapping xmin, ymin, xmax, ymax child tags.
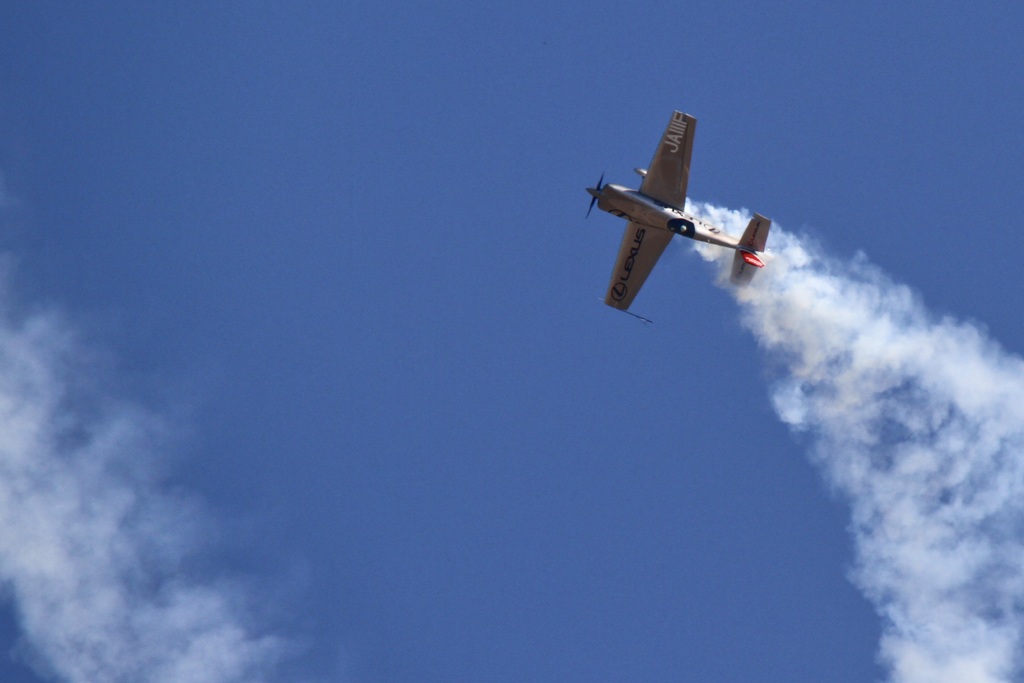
<box><xmin>586</xmin><ymin>110</ymin><xmax>772</xmax><ymax>313</ymax></box>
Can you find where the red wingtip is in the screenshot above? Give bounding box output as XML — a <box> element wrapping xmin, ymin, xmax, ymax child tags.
<box><xmin>741</xmin><ymin>251</ymin><xmax>764</xmax><ymax>268</ymax></box>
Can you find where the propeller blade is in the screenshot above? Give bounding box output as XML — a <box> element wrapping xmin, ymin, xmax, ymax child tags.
<box><xmin>585</xmin><ymin>172</ymin><xmax>605</xmax><ymax>218</ymax></box>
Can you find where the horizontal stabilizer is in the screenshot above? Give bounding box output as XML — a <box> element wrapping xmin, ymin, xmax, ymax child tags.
<box><xmin>731</xmin><ymin>251</ymin><xmax>757</xmax><ymax>285</ymax></box>
<box><xmin>731</xmin><ymin>213</ymin><xmax>771</xmax><ymax>285</ymax></box>
<box><xmin>739</xmin><ymin>213</ymin><xmax>771</xmax><ymax>252</ymax></box>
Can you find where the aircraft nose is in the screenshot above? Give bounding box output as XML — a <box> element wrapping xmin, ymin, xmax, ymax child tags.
<box><xmin>586</xmin><ymin>187</ymin><xmax>600</xmax><ymax>199</ymax></box>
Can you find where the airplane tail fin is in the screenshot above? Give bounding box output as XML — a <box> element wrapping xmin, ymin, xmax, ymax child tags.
<box><xmin>730</xmin><ymin>213</ymin><xmax>771</xmax><ymax>285</ymax></box>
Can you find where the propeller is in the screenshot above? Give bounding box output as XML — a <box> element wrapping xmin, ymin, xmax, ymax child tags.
<box><xmin>586</xmin><ymin>172</ymin><xmax>605</xmax><ymax>218</ymax></box>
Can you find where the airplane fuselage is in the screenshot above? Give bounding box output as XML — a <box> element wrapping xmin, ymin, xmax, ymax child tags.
<box><xmin>591</xmin><ymin>183</ymin><xmax>742</xmax><ymax>250</ymax></box>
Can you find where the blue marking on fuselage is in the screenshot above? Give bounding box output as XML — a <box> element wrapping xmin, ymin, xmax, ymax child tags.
<box><xmin>667</xmin><ymin>218</ymin><xmax>696</xmax><ymax>238</ymax></box>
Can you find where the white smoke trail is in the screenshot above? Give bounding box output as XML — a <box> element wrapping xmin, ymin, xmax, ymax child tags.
<box><xmin>687</xmin><ymin>201</ymin><xmax>1024</xmax><ymax>682</ymax></box>
<box><xmin>0</xmin><ymin>277</ymin><xmax>283</xmax><ymax>678</ymax></box>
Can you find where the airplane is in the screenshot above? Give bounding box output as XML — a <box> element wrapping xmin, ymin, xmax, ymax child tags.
<box><xmin>586</xmin><ymin>110</ymin><xmax>772</xmax><ymax>313</ymax></box>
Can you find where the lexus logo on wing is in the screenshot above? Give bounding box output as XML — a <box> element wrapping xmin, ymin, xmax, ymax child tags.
<box><xmin>611</xmin><ymin>282</ymin><xmax>628</xmax><ymax>301</ymax></box>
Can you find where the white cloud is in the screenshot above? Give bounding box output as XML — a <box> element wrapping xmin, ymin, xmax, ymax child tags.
<box><xmin>0</xmin><ymin>294</ymin><xmax>283</xmax><ymax>681</ymax></box>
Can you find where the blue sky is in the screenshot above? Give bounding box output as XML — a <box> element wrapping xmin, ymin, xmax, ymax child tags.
<box><xmin>1</xmin><ymin>3</ymin><xmax>1024</xmax><ymax>682</ymax></box>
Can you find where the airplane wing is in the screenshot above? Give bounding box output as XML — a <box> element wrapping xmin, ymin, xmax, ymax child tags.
<box><xmin>639</xmin><ymin>111</ymin><xmax>697</xmax><ymax>209</ymax></box>
<box><xmin>604</xmin><ymin>222</ymin><xmax>674</xmax><ymax>310</ymax></box>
